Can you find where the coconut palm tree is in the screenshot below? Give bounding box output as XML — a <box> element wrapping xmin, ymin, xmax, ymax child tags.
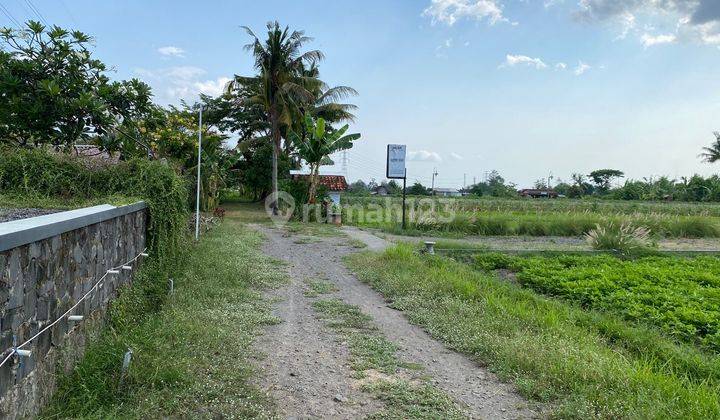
<box><xmin>289</xmin><ymin>113</ymin><xmax>360</xmax><ymax>203</ymax></box>
<box><xmin>283</xmin><ymin>62</ymin><xmax>358</xmax><ymax>155</ymax></box>
<box><xmin>700</xmin><ymin>132</ymin><xmax>720</xmax><ymax>163</ymax></box>
<box><xmin>228</xmin><ymin>22</ymin><xmax>322</xmax><ymax>212</ymax></box>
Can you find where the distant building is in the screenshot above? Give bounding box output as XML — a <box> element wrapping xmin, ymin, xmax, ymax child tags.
<box><xmin>519</xmin><ymin>189</ymin><xmax>559</xmax><ymax>199</ymax></box>
<box><xmin>432</xmin><ymin>188</ymin><xmax>461</xmax><ymax>197</ymax></box>
<box><xmin>290</xmin><ymin>172</ymin><xmax>348</xmax><ymax>205</ymax></box>
<box><xmin>371</xmin><ymin>185</ymin><xmax>389</xmax><ymax>196</ymax></box>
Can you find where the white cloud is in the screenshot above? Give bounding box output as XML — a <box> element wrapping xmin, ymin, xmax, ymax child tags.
<box><xmin>449</xmin><ymin>152</ymin><xmax>464</xmax><ymax>160</ymax></box>
<box><xmin>575</xmin><ymin>0</ymin><xmax>720</xmax><ymax>46</ymax></box>
<box><xmin>157</xmin><ymin>46</ymin><xmax>186</xmax><ymax>58</ymax></box>
<box><xmin>555</xmin><ymin>62</ymin><xmax>567</xmax><ymax>70</ymax></box>
<box><xmin>422</xmin><ymin>0</ymin><xmax>507</xmax><ymax>26</ymax></box>
<box><xmin>501</xmin><ymin>54</ymin><xmax>547</xmax><ymax>69</ymax></box>
<box><xmin>195</xmin><ymin>77</ymin><xmax>232</xmax><ymax>97</ymax></box>
<box><xmin>133</xmin><ymin>66</ymin><xmax>230</xmax><ymax>105</ymax></box>
<box><xmin>574</xmin><ymin>61</ymin><xmax>592</xmax><ymax>75</ymax></box>
<box><xmin>641</xmin><ymin>33</ymin><xmax>677</xmax><ymax>47</ymax></box>
<box><xmin>408</xmin><ymin>150</ymin><xmax>442</xmax><ymax>162</ymax></box>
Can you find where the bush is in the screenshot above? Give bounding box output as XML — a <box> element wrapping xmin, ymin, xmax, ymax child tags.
<box><xmin>0</xmin><ymin>147</ymin><xmax>187</xmax><ymax>262</ymax></box>
<box><xmin>585</xmin><ymin>222</ymin><xmax>654</xmax><ymax>253</ymax></box>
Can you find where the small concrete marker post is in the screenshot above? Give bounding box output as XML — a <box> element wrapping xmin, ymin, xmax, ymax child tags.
<box><xmin>424</xmin><ymin>241</ymin><xmax>436</xmax><ymax>255</ymax></box>
<box><xmin>121</xmin><ymin>265</ymin><xmax>132</xmax><ymax>271</ymax></box>
<box><xmin>168</xmin><ymin>278</ymin><xmax>174</xmax><ymax>294</ymax></box>
<box><xmin>68</xmin><ymin>315</ymin><xmax>84</xmax><ymax>322</ymax></box>
<box><xmin>119</xmin><ymin>348</ymin><xmax>133</xmax><ymax>389</ymax></box>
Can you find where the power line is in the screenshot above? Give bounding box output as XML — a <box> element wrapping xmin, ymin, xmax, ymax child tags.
<box><xmin>0</xmin><ymin>4</ymin><xmax>22</xmax><ymax>29</ymax></box>
<box><xmin>24</xmin><ymin>0</ymin><xmax>48</xmax><ymax>25</ymax></box>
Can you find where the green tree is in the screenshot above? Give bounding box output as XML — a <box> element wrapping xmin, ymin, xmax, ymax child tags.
<box><xmin>228</xmin><ymin>22</ymin><xmax>322</xmax><ymax>212</ymax></box>
<box><xmin>348</xmin><ymin>179</ymin><xmax>369</xmax><ymax>195</ymax></box>
<box><xmin>408</xmin><ymin>182</ymin><xmax>430</xmax><ymax>196</ymax></box>
<box><xmin>289</xmin><ymin>114</ymin><xmax>360</xmax><ymax>203</ymax></box>
<box><xmin>0</xmin><ymin>21</ymin><xmax>154</xmax><ymax>147</ymax></box>
<box><xmin>588</xmin><ymin>169</ymin><xmax>625</xmax><ymax>192</ymax></box>
<box><xmin>386</xmin><ymin>180</ymin><xmax>402</xmax><ymax>195</ymax></box>
<box><xmin>700</xmin><ymin>132</ymin><xmax>720</xmax><ymax>163</ymax></box>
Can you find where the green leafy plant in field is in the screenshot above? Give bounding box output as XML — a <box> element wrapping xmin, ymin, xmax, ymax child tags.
<box><xmin>474</xmin><ymin>252</ymin><xmax>720</xmax><ymax>352</ymax></box>
<box><xmin>347</xmin><ymin>246</ymin><xmax>720</xmax><ymax>418</ymax></box>
<box><xmin>584</xmin><ymin>222</ymin><xmax>654</xmax><ymax>252</ymax></box>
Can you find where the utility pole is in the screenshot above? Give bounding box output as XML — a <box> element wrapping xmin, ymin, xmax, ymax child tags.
<box><xmin>431</xmin><ymin>167</ymin><xmax>438</xmax><ymax>196</ymax></box>
<box><xmin>195</xmin><ymin>105</ymin><xmax>203</xmax><ymax>242</ymax></box>
<box><xmin>473</xmin><ymin>176</ymin><xmax>476</xmax><ymax>185</ymax></box>
<box><xmin>463</xmin><ymin>173</ymin><xmax>466</xmax><ymax>189</ymax></box>
<box><xmin>548</xmin><ymin>171</ymin><xmax>553</xmax><ymax>189</ymax></box>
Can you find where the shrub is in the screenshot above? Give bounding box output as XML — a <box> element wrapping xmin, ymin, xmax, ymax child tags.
<box><xmin>585</xmin><ymin>222</ymin><xmax>653</xmax><ymax>253</ymax></box>
<box><xmin>0</xmin><ymin>148</ymin><xmax>187</xmax><ymax>262</ymax></box>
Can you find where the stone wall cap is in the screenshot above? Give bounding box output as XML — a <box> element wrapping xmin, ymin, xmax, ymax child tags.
<box><xmin>0</xmin><ymin>202</ymin><xmax>147</xmax><ymax>252</ymax></box>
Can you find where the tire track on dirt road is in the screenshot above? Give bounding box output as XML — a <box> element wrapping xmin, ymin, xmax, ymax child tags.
<box><xmin>252</xmin><ymin>224</ymin><xmax>538</xmax><ymax>419</ymax></box>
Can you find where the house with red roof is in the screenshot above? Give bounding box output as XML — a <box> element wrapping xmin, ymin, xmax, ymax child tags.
<box><xmin>290</xmin><ymin>171</ymin><xmax>348</xmax><ymax>205</ymax></box>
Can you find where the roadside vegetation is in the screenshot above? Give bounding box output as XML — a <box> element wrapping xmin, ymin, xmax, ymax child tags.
<box><xmin>347</xmin><ymin>246</ymin><xmax>720</xmax><ymax>418</ymax></box>
<box><xmin>42</xmin><ymin>206</ymin><xmax>285</xmax><ymax>418</ymax></box>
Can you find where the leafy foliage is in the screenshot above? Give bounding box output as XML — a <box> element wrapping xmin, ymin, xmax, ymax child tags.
<box><xmin>700</xmin><ymin>131</ymin><xmax>720</xmax><ymax>164</ymax></box>
<box><xmin>349</xmin><ymin>247</ymin><xmax>720</xmax><ymax>418</ymax></box>
<box><xmin>290</xmin><ymin>113</ymin><xmax>360</xmax><ymax>202</ymax></box>
<box><xmin>588</xmin><ymin>169</ymin><xmax>625</xmax><ymax>191</ymax></box>
<box><xmin>474</xmin><ymin>253</ymin><xmax>720</xmax><ymax>352</ymax></box>
<box><xmin>0</xmin><ymin>21</ymin><xmax>154</xmax><ymax>147</ymax></box>
<box><xmin>466</xmin><ymin>170</ymin><xmax>517</xmax><ymax>197</ymax></box>
<box><xmin>0</xmin><ymin>147</ymin><xmax>187</xmax><ymax>262</ymax></box>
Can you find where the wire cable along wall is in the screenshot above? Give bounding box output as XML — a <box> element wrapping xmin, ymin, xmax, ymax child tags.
<box><xmin>0</xmin><ymin>248</ymin><xmax>149</xmax><ymax>369</ymax></box>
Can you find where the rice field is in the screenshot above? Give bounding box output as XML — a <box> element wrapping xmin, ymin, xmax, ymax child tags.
<box><xmin>341</xmin><ymin>196</ymin><xmax>720</xmax><ymax>238</ymax></box>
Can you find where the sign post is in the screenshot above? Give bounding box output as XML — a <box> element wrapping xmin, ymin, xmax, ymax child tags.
<box><xmin>386</xmin><ymin>144</ymin><xmax>407</xmax><ymax>230</ymax></box>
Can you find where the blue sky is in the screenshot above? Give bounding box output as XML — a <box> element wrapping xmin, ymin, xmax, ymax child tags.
<box><xmin>2</xmin><ymin>0</ymin><xmax>720</xmax><ymax>188</ymax></box>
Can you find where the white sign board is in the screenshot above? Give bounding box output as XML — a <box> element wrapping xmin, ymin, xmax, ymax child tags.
<box><xmin>386</xmin><ymin>144</ymin><xmax>406</xmax><ymax>179</ymax></box>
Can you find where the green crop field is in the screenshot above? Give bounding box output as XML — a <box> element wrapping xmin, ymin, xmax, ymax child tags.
<box><xmin>473</xmin><ymin>253</ymin><xmax>720</xmax><ymax>352</ymax></box>
<box><xmin>341</xmin><ymin>196</ymin><xmax>720</xmax><ymax>238</ymax></box>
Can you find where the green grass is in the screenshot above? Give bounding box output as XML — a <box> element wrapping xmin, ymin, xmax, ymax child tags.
<box><xmin>346</xmin><ymin>245</ymin><xmax>720</xmax><ymax>419</ymax></box>
<box><xmin>42</xmin><ymin>212</ymin><xmax>286</xmax><ymax>418</ymax></box>
<box><xmin>284</xmin><ymin>221</ymin><xmax>345</xmax><ymax>237</ymax></box>
<box><xmin>303</xmin><ymin>280</ymin><xmax>337</xmax><ymax>297</ymax></box>
<box><xmin>346</xmin><ymin>238</ymin><xmax>369</xmax><ymax>249</ymax></box>
<box><xmin>343</xmin><ymin>195</ymin><xmax>720</xmax><ymax>217</ymax></box>
<box><xmin>346</xmin><ymin>209</ymin><xmax>720</xmax><ymax>239</ymax></box>
<box><xmin>311</xmin><ymin>298</ymin><xmax>462</xmax><ymax>417</ymax></box>
<box><xmin>0</xmin><ymin>193</ymin><xmax>140</xmax><ymax>210</ymax></box>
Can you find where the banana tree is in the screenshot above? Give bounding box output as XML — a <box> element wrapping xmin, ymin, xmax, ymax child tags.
<box><xmin>289</xmin><ymin>113</ymin><xmax>360</xmax><ymax>203</ymax></box>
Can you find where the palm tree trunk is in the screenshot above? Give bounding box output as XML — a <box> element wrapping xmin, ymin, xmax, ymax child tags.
<box><xmin>270</xmin><ymin>109</ymin><xmax>280</xmax><ymax>215</ymax></box>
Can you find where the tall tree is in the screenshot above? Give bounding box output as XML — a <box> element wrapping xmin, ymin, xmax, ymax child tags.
<box><xmin>228</xmin><ymin>22</ymin><xmax>322</xmax><ymax>213</ymax></box>
<box><xmin>700</xmin><ymin>132</ymin><xmax>720</xmax><ymax>163</ymax></box>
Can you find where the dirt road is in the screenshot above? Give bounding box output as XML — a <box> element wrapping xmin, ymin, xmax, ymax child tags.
<box><xmin>251</xmin><ymin>224</ymin><xmax>537</xmax><ymax>419</ymax></box>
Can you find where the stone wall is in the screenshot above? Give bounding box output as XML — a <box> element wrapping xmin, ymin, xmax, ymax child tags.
<box><xmin>0</xmin><ymin>202</ymin><xmax>147</xmax><ymax>418</ymax></box>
